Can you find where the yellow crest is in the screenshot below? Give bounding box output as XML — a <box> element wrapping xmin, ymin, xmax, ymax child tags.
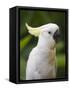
<box><xmin>25</xmin><ymin>23</ymin><xmax>41</xmax><ymax>37</ymax></box>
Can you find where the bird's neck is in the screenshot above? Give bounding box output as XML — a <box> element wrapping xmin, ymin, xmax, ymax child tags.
<box><xmin>37</xmin><ymin>36</ymin><xmax>56</xmax><ymax>50</ymax></box>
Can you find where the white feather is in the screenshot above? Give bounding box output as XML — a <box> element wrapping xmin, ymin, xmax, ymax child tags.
<box><xmin>26</xmin><ymin>23</ymin><xmax>59</xmax><ymax>80</ymax></box>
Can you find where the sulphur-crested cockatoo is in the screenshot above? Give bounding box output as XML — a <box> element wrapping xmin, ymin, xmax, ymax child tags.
<box><xmin>26</xmin><ymin>23</ymin><xmax>60</xmax><ymax>80</ymax></box>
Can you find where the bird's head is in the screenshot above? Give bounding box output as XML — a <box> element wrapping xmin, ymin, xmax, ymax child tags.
<box><xmin>39</xmin><ymin>23</ymin><xmax>60</xmax><ymax>43</ymax></box>
<box><xmin>26</xmin><ymin>23</ymin><xmax>60</xmax><ymax>48</ymax></box>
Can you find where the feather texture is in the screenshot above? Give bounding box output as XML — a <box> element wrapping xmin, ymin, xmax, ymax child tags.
<box><xmin>26</xmin><ymin>23</ymin><xmax>59</xmax><ymax>80</ymax></box>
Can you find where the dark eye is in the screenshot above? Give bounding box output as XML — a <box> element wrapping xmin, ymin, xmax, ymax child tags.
<box><xmin>48</xmin><ymin>31</ymin><xmax>51</xmax><ymax>34</ymax></box>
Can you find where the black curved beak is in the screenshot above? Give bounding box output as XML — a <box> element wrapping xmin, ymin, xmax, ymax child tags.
<box><xmin>53</xmin><ymin>30</ymin><xmax>60</xmax><ymax>43</ymax></box>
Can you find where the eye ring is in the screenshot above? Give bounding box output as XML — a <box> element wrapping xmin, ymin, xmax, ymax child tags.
<box><xmin>48</xmin><ymin>31</ymin><xmax>51</xmax><ymax>34</ymax></box>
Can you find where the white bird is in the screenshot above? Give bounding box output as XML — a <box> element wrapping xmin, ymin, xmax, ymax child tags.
<box><xmin>25</xmin><ymin>23</ymin><xmax>60</xmax><ymax>80</ymax></box>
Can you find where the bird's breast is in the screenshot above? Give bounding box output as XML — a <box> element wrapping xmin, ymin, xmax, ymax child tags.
<box><xmin>48</xmin><ymin>49</ymin><xmax>56</xmax><ymax>65</ymax></box>
<box><xmin>35</xmin><ymin>48</ymin><xmax>56</xmax><ymax>71</ymax></box>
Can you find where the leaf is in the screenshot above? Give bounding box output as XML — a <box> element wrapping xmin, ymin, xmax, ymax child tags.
<box><xmin>20</xmin><ymin>35</ymin><xmax>32</xmax><ymax>50</ymax></box>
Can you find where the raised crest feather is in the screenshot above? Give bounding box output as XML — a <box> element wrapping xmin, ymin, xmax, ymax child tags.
<box><xmin>25</xmin><ymin>23</ymin><xmax>41</xmax><ymax>37</ymax></box>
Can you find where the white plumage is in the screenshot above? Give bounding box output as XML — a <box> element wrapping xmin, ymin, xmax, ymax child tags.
<box><xmin>26</xmin><ymin>23</ymin><xmax>60</xmax><ymax>80</ymax></box>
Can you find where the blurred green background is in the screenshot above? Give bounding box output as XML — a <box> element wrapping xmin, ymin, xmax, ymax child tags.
<box><xmin>20</xmin><ymin>9</ymin><xmax>66</xmax><ymax>80</ymax></box>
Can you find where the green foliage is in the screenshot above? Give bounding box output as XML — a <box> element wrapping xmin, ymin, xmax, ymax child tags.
<box><xmin>20</xmin><ymin>9</ymin><xmax>66</xmax><ymax>80</ymax></box>
<box><xmin>20</xmin><ymin>58</ymin><xmax>26</xmax><ymax>80</ymax></box>
<box><xmin>56</xmin><ymin>54</ymin><xmax>65</xmax><ymax>78</ymax></box>
<box><xmin>20</xmin><ymin>35</ymin><xmax>32</xmax><ymax>50</ymax></box>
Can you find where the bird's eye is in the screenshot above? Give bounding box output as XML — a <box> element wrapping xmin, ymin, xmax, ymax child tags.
<box><xmin>48</xmin><ymin>31</ymin><xmax>51</xmax><ymax>34</ymax></box>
